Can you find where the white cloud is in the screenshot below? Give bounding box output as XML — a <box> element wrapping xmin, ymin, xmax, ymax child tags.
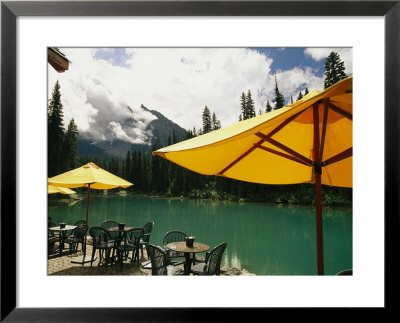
<box><xmin>275</xmin><ymin>67</ymin><xmax>324</xmax><ymax>101</ymax></box>
<box><xmin>304</xmin><ymin>47</ymin><xmax>353</xmax><ymax>74</ymax></box>
<box><xmin>48</xmin><ymin>47</ymin><xmax>351</xmax><ymax>143</ymax></box>
<box><xmin>48</xmin><ymin>48</ymin><xmax>157</xmax><ymax>144</ymax></box>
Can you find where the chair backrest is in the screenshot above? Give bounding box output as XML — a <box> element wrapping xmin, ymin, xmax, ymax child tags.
<box><xmin>205</xmin><ymin>242</ymin><xmax>227</xmax><ymax>275</ymax></box>
<box><xmin>163</xmin><ymin>230</ymin><xmax>188</xmax><ymax>258</ymax></box>
<box><xmin>74</xmin><ymin>220</ymin><xmax>86</xmax><ymax>226</ymax></box>
<box><xmin>48</xmin><ymin>220</ymin><xmax>57</xmax><ymax>228</ymax></box>
<box><xmin>146</xmin><ymin>244</ymin><xmax>169</xmax><ymax>276</ymax></box>
<box><xmin>142</xmin><ymin>221</ymin><xmax>154</xmax><ymax>243</ymax></box>
<box><xmin>100</xmin><ymin>220</ymin><xmax>119</xmax><ymax>239</ymax></box>
<box><xmin>100</xmin><ymin>220</ymin><xmax>119</xmax><ymax>229</ymax></box>
<box><xmin>74</xmin><ymin>224</ymin><xmax>86</xmax><ymax>240</ymax></box>
<box><xmin>121</xmin><ymin>227</ymin><xmax>144</xmax><ymax>246</ymax></box>
<box><xmin>89</xmin><ymin>226</ymin><xmax>112</xmax><ymax>246</ymax></box>
<box><xmin>336</xmin><ymin>269</ymin><xmax>352</xmax><ymax>275</ymax></box>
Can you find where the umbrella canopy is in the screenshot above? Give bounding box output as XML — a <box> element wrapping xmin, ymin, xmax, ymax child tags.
<box><xmin>47</xmin><ymin>162</ymin><xmax>133</xmax><ymax>190</ymax></box>
<box><xmin>48</xmin><ymin>184</ymin><xmax>76</xmax><ymax>195</ymax></box>
<box><xmin>48</xmin><ymin>162</ymin><xmax>133</xmax><ymax>263</ymax></box>
<box><xmin>153</xmin><ymin>76</ymin><xmax>352</xmax><ymax>275</ymax></box>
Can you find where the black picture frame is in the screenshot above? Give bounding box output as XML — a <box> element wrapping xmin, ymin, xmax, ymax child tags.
<box><xmin>1</xmin><ymin>0</ymin><xmax>399</xmax><ymax>321</ymax></box>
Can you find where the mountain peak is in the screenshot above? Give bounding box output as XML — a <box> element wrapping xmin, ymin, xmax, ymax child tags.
<box><xmin>78</xmin><ymin>105</ymin><xmax>187</xmax><ymax>160</ymax></box>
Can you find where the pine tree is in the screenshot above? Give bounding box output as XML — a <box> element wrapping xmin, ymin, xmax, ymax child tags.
<box><xmin>132</xmin><ymin>150</ymin><xmax>138</xmax><ymax>184</ymax></box>
<box><xmin>211</xmin><ymin>112</ymin><xmax>221</xmax><ymax>130</ymax></box>
<box><xmin>304</xmin><ymin>87</ymin><xmax>309</xmax><ymax>95</ymax></box>
<box><xmin>245</xmin><ymin>90</ymin><xmax>256</xmax><ymax>118</ymax></box>
<box><xmin>240</xmin><ymin>92</ymin><xmax>247</xmax><ymax>120</ymax></box>
<box><xmin>290</xmin><ymin>96</ymin><xmax>293</xmax><ymax>104</ymax></box>
<box><xmin>324</xmin><ymin>51</ymin><xmax>346</xmax><ymax>89</ymax></box>
<box><xmin>48</xmin><ymin>80</ymin><xmax>65</xmax><ymax>176</ymax></box>
<box><xmin>297</xmin><ymin>91</ymin><xmax>303</xmax><ymax>100</ymax></box>
<box><xmin>274</xmin><ymin>77</ymin><xmax>285</xmax><ymax>110</ymax></box>
<box><xmin>172</xmin><ymin>130</ymin><xmax>178</xmax><ymax>144</ymax></box>
<box><xmin>60</xmin><ymin>118</ymin><xmax>79</xmax><ymax>172</ymax></box>
<box><xmin>136</xmin><ymin>151</ymin><xmax>142</xmax><ymax>190</ymax></box>
<box><xmin>125</xmin><ymin>150</ymin><xmax>131</xmax><ymax>180</ymax></box>
<box><xmin>239</xmin><ymin>114</ymin><xmax>242</xmax><ymax>121</ymax></box>
<box><xmin>265</xmin><ymin>100</ymin><xmax>272</xmax><ymax>113</ymax></box>
<box><xmin>202</xmin><ymin>106</ymin><xmax>212</xmax><ymax>134</ymax></box>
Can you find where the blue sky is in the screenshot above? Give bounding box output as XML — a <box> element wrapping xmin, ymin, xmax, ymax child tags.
<box><xmin>252</xmin><ymin>47</ymin><xmax>326</xmax><ymax>77</ymax></box>
<box><xmin>94</xmin><ymin>48</ymin><xmax>131</xmax><ymax>68</ymax></box>
<box><xmin>94</xmin><ymin>47</ymin><xmax>330</xmax><ymax>77</ymax></box>
<box><xmin>49</xmin><ymin>47</ymin><xmax>352</xmax><ymax>144</ymax></box>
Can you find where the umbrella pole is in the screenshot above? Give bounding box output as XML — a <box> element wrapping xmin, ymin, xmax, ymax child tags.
<box><xmin>71</xmin><ymin>184</ymin><xmax>93</xmax><ymax>265</ymax></box>
<box><xmin>313</xmin><ymin>103</ymin><xmax>324</xmax><ymax>275</ymax></box>
<box><xmin>82</xmin><ymin>184</ymin><xmax>91</xmax><ymax>261</ymax></box>
<box><xmin>315</xmin><ymin>170</ymin><xmax>324</xmax><ymax>275</ymax></box>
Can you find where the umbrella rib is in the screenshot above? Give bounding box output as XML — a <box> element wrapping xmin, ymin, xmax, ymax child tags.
<box><xmin>255</xmin><ymin>144</ymin><xmax>311</xmax><ymax>166</ymax></box>
<box><xmin>266</xmin><ymin>108</ymin><xmax>308</xmax><ymax>138</ymax></box>
<box><xmin>218</xmin><ymin>140</ymin><xmax>262</xmax><ymax>175</ymax></box>
<box><xmin>328</xmin><ymin>102</ymin><xmax>352</xmax><ymax>121</ymax></box>
<box><xmin>323</xmin><ymin>147</ymin><xmax>353</xmax><ymax>166</ymax></box>
<box><xmin>319</xmin><ymin>104</ymin><xmax>329</xmax><ymax>162</ymax></box>
<box><xmin>256</xmin><ymin>132</ymin><xmax>313</xmax><ymax>166</ymax></box>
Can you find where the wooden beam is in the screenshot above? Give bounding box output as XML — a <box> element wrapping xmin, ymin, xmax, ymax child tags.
<box><xmin>323</xmin><ymin>147</ymin><xmax>353</xmax><ymax>166</ymax></box>
<box><xmin>218</xmin><ymin>140</ymin><xmax>262</xmax><ymax>175</ymax></box>
<box><xmin>255</xmin><ymin>144</ymin><xmax>311</xmax><ymax>166</ymax></box>
<box><xmin>256</xmin><ymin>132</ymin><xmax>313</xmax><ymax>166</ymax></box>
<box><xmin>328</xmin><ymin>102</ymin><xmax>352</xmax><ymax>121</ymax></box>
<box><xmin>48</xmin><ymin>47</ymin><xmax>69</xmax><ymax>73</ymax></box>
<box><xmin>266</xmin><ymin>108</ymin><xmax>308</xmax><ymax>138</ymax></box>
<box><xmin>319</xmin><ymin>104</ymin><xmax>329</xmax><ymax>162</ymax></box>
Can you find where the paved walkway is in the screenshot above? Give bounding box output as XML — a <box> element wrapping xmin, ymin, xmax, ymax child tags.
<box><xmin>48</xmin><ymin>240</ymin><xmax>255</xmax><ymax>276</ymax></box>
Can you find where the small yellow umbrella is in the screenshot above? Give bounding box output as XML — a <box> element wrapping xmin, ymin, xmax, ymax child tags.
<box><xmin>153</xmin><ymin>76</ymin><xmax>352</xmax><ymax>275</ymax></box>
<box><xmin>48</xmin><ymin>162</ymin><xmax>133</xmax><ymax>263</ymax></box>
<box><xmin>48</xmin><ymin>184</ymin><xmax>76</xmax><ymax>195</ymax></box>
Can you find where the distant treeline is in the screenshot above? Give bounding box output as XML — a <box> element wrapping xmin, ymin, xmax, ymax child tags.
<box><xmin>79</xmin><ymin>135</ymin><xmax>352</xmax><ymax>207</ymax></box>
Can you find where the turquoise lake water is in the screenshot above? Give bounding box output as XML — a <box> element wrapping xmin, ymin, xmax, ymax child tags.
<box><xmin>48</xmin><ymin>196</ymin><xmax>352</xmax><ymax>275</ymax></box>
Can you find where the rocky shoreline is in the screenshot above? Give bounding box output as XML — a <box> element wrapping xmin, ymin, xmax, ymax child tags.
<box><xmin>48</xmin><ymin>240</ymin><xmax>255</xmax><ymax>276</ymax></box>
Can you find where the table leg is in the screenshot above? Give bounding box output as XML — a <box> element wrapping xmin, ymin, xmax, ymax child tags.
<box><xmin>184</xmin><ymin>253</ymin><xmax>192</xmax><ymax>275</ymax></box>
<box><xmin>116</xmin><ymin>231</ymin><xmax>123</xmax><ymax>266</ymax></box>
<box><xmin>59</xmin><ymin>232</ymin><xmax>65</xmax><ymax>256</ymax></box>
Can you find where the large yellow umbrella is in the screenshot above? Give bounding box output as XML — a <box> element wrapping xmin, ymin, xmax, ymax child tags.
<box><xmin>153</xmin><ymin>76</ymin><xmax>352</xmax><ymax>275</ymax></box>
<box><xmin>48</xmin><ymin>162</ymin><xmax>133</xmax><ymax>263</ymax></box>
<box><xmin>48</xmin><ymin>184</ymin><xmax>76</xmax><ymax>195</ymax></box>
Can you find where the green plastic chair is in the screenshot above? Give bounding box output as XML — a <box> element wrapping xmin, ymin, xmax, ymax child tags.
<box><xmin>145</xmin><ymin>244</ymin><xmax>185</xmax><ymax>276</ymax></box>
<box><xmin>191</xmin><ymin>242</ymin><xmax>227</xmax><ymax>276</ymax></box>
<box><xmin>48</xmin><ymin>228</ymin><xmax>59</xmax><ymax>256</ymax></box>
<box><xmin>64</xmin><ymin>224</ymin><xmax>86</xmax><ymax>254</ymax></box>
<box><xmin>74</xmin><ymin>219</ymin><xmax>87</xmax><ymax>227</ymax></box>
<box><xmin>100</xmin><ymin>220</ymin><xmax>119</xmax><ymax>242</ymax></box>
<box><xmin>139</xmin><ymin>221</ymin><xmax>154</xmax><ymax>259</ymax></box>
<box><xmin>48</xmin><ymin>220</ymin><xmax>57</xmax><ymax>228</ymax></box>
<box><xmin>88</xmin><ymin>226</ymin><xmax>114</xmax><ymax>266</ymax></box>
<box><xmin>115</xmin><ymin>227</ymin><xmax>144</xmax><ymax>270</ymax></box>
<box><xmin>162</xmin><ymin>230</ymin><xmax>188</xmax><ymax>270</ymax></box>
<box><xmin>336</xmin><ymin>269</ymin><xmax>352</xmax><ymax>275</ymax></box>
<box><xmin>48</xmin><ymin>220</ymin><xmax>60</xmax><ymax>256</ymax></box>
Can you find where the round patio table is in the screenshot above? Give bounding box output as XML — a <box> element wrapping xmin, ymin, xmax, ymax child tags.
<box><xmin>105</xmin><ymin>226</ymin><xmax>134</xmax><ymax>242</ymax></box>
<box><xmin>166</xmin><ymin>241</ymin><xmax>209</xmax><ymax>275</ymax></box>
<box><xmin>105</xmin><ymin>227</ymin><xmax>134</xmax><ymax>264</ymax></box>
<box><xmin>49</xmin><ymin>225</ymin><xmax>77</xmax><ymax>256</ymax></box>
